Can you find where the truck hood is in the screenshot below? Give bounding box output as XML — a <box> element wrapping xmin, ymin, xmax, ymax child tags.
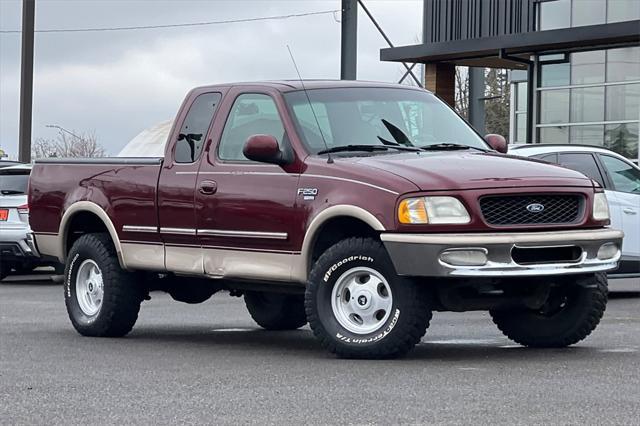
<box><xmin>350</xmin><ymin>151</ymin><xmax>594</xmax><ymax>191</ymax></box>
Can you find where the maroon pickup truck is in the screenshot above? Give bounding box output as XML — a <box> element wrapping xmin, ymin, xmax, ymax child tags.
<box><xmin>29</xmin><ymin>81</ymin><xmax>623</xmax><ymax>358</ymax></box>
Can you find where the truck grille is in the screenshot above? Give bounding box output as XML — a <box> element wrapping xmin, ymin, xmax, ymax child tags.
<box><xmin>480</xmin><ymin>194</ymin><xmax>583</xmax><ymax>226</ymax></box>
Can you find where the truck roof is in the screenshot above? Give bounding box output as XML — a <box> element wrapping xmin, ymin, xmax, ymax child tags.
<box><xmin>192</xmin><ymin>79</ymin><xmax>429</xmax><ymax>93</ymax></box>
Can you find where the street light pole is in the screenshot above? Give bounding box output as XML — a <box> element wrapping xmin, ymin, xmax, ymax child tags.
<box><xmin>45</xmin><ymin>124</ymin><xmax>84</xmax><ymax>141</ymax></box>
<box><xmin>340</xmin><ymin>0</ymin><xmax>357</xmax><ymax>80</ymax></box>
<box><xmin>18</xmin><ymin>0</ymin><xmax>35</xmax><ymax>163</ymax></box>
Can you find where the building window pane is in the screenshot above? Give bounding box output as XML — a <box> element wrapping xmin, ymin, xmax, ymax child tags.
<box><xmin>607</xmin><ymin>0</ymin><xmax>640</xmax><ymax>23</ymax></box>
<box><xmin>571</xmin><ymin>51</ymin><xmax>605</xmax><ymax>85</ymax></box>
<box><xmin>539</xmin><ymin>126</ymin><xmax>569</xmax><ymax>144</ymax></box>
<box><xmin>516</xmin><ymin>82</ymin><xmax>528</xmax><ymax>111</ymax></box>
<box><xmin>606</xmin><ymin>83</ymin><xmax>640</xmax><ymax>121</ymax></box>
<box><xmin>607</xmin><ymin>47</ymin><xmax>640</xmax><ymax>82</ymax></box>
<box><xmin>540</xmin><ymin>62</ymin><xmax>570</xmax><ymax>87</ymax></box>
<box><xmin>540</xmin><ymin>90</ymin><xmax>570</xmax><ymax>124</ymax></box>
<box><xmin>571</xmin><ymin>0</ymin><xmax>606</xmax><ymax>27</ymax></box>
<box><xmin>516</xmin><ymin>114</ymin><xmax>527</xmax><ymax>142</ymax></box>
<box><xmin>570</xmin><ymin>125</ymin><xmax>604</xmax><ymax>146</ymax></box>
<box><xmin>605</xmin><ymin>123</ymin><xmax>639</xmax><ymax>160</ymax></box>
<box><xmin>570</xmin><ymin>87</ymin><xmax>605</xmax><ymax>122</ymax></box>
<box><xmin>511</xmin><ymin>69</ymin><xmax>528</xmax><ymax>81</ymax></box>
<box><xmin>539</xmin><ymin>0</ymin><xmax>571</xmax><ymax>30</ymax></box>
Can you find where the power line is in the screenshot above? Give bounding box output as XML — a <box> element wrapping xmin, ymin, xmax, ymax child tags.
<box><xmin>0</xmin><ymin>9</ymin><xmax>339</xmax><ymax>34</ymax></box>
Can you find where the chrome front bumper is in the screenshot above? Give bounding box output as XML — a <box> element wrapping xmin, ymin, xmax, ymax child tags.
<box><xmin>381</xmin><ymin>228</ymin><xmax>624</xmax><ymax>277</ymax></box>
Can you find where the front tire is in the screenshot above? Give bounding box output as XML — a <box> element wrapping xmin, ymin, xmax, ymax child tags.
<box><xmin>305</xmin><ymin>237</ymin><xmax>432</xmax><ymax>359</ymax></box>
<box><xmin>490</xmin><ymin>273</ymin><xmax>608</xmax><ymax>348</ymax></box>
<box><xmin>244</xmin><ymin>291</ymin><xmax>307</xmax><ymax>330</ymax></box>
<box><xmin>65</xmin><ymin>233</ymin><xmax>143</xmax><ymax>337</ymax></box>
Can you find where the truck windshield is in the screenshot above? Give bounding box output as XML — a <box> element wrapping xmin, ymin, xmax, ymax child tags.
<box><xmin>284</xmin><ymin>87</ymin><xmax>489</xmax><ymax>155</ymax></box>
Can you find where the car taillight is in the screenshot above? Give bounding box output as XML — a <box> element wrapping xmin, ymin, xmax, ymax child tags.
<box><xmin>18</xmin><ymin>203</ymin><xmax>29</xmax><ymax>215</ymax></box>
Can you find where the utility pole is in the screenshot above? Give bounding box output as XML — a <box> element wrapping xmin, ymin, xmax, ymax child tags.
<box><xmin>340</xmin><ymin>0</ymin><xmax>357</xmax><ymax>80</ymax></box>
<box><xmin>18</xmin><ymin>0</ymin><xmax>35</xmax><ymax>163</ymax></box>
<box><xmin>468</xmin><ymin>68</ymin><xmax>486</xmax><ymax>135</ymax></box>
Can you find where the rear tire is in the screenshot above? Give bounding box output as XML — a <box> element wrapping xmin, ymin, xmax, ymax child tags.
<box><xmin>490</xmin><ymin>273</ymin><xmax>608</xmax><ymax>348</ymax></box>
<box><xmin>65</xmin><ymin>233</ymin><xmax>144</xmax><ymax>337</ymax></box>
<box><xmin>244</xmin><ymin>291</ymin><xmax>307</xmax><ymax>330</ymax></box>
<box><xmin>305</xmin><ymin>237</ymin><xmax>432</xmax><ymax>359</ymax></box>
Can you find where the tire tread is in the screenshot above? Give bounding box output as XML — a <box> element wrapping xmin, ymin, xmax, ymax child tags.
<box><xmin>491</xmin><ymin>273</ymin><xmax>608</xmax><ymax>348</ymax></box>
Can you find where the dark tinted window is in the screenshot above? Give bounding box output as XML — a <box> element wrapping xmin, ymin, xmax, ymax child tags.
<box><xmin>0</xmin><ymin>170</ymin><xmax>30</xmax><ymax>195</ymax></box>
<box><xmin>559</xmin><ymin>153</ymin><xmax>605</xmax><ymax>186</ymax></box>
<box><xmin>532</xmin><ymin>153</ymin><xmax>558</xmax><ymax>163</ymax></box>
<box><xmin>175</xmin><ymin>92</ymin><xmax>221</xmax><ymax>163</ymax></box>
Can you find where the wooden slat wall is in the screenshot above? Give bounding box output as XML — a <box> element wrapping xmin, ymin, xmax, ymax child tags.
<box><xmin>423</xmin><ymin>0</ymin><xmax>536</xmax><ymax>44</ymax></box>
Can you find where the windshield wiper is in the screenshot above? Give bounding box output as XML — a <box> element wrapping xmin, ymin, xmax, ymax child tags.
<box><xmin>0</xmin><ymin>189</ymin><xmax>25</xmax><ymax>195</ymax></box>
<box><xmin>317</xmin><ymin>144</ymin><xmax>390</xmax><ymax>155</ymax></box>
<box><xmin>376</xmin><ymin>138</ymin><xmax>423</xmax><ymax>152</ymax></box>
<box><xmin>318</xmin><ymin>143</ymin><xmax>423</xmax><ymax>155</ymax></box>
<box><xmin>420</xmin><ymin>143</ymin><xmax>488</xmax><ymax>152</ymax></box>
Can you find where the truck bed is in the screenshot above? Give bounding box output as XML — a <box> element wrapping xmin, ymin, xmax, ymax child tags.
<box><xmin>29</xmin><ymin>157</ymin><xmax>163</xmax><ymax>239</ymax></box>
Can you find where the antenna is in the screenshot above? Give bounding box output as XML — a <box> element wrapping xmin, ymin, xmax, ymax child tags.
<box><xmin>286</xmin><ymin>44</ymin><xmax>333</xmax><ymax>164</ymax></box>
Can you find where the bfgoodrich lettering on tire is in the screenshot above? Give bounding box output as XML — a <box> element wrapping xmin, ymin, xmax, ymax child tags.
<box><xmin>305</xmin><ymin>237</ymin><xmax>432</xmax><ymax>359</ymax></box>
<box><xmin>65</xmin><ymin>233</ymin><xmax>143</xmax><ymax>337</ymax></box>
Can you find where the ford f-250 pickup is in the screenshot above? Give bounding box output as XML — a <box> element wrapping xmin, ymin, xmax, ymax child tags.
<box><xmin>29</xmin><ymin>81</ymin><xmax>624</xmax><ymax>358</ymax></box>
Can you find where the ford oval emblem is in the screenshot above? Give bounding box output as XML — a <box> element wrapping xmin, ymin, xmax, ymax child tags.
<box><xmin>526</xmin><ymin>203</ymin><xmax>545</xmax><ymax>213</ymax></box>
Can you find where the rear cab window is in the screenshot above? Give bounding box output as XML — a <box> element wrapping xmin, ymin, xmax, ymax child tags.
<box><xmin>174</xmin><ymin>92</ymin><xmax>222</xmax><ymax>163</ymax></box>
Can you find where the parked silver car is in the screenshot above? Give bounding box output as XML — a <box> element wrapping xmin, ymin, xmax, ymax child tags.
<box><xmin>0</xmin><ymin>164</ymin><xmax>46</xmax><ymax>280</ymax></box>
<box><xmin>509</xmin><ymin>144</ymin><xmax>639</xmax><ymax>279</ymax></box>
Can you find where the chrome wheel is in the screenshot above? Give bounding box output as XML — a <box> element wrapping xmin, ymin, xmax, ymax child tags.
<box><xmin>331</xmin><ymin>266</ymin><xmax>393</xmax><ymax>335</ymax></box>
<box><xmin>75</xmin><ymin>259</ymin><xmax>104</xmax><ymax>316</ymax></box>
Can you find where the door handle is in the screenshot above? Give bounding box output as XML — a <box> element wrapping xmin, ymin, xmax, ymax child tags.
<box><xmin>199</xmin><ymin>180</ymin><xmax>217</xmax><ymax>195</ymax></box>
<box><xmin>623</xmin><ymin>208</ymin><xmax>637</xmax><ymax>215</ymax></box>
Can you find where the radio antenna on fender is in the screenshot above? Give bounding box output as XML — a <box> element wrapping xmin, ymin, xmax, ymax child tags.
<box><xmin>286</xmin><ymin>45</ymin><xmax>333</xmax><ymax>164</ymax></box>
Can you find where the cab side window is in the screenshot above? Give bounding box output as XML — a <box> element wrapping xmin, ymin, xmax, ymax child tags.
<box><xmin>175</xmin><ymin>92</ymin><xmax>221</xmax><ymax>163</ymax></box>
<box><xmin>218</xmin><ymin>94</ymin><xmax>285</xmax><ymax>161</ymax></box>
<box><xmin>558</xmin><ymin>153</ymin><xmax>605</xmax><ymax>187</ymax></box>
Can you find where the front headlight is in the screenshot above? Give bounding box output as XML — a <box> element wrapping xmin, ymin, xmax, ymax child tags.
<box><xmin>593</xmin><ymin>193</ymin><xmax>610</xmax><ymax>221</ymax></box>
<box><xmin>398</xmin><ymin>196</ymin><xmax>471</xmax><ymax>224</ymax></box>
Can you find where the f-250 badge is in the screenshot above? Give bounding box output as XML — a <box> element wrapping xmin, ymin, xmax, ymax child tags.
<box><xmin>297</xmin><ymin>188</ymin><xmax>318</xmax><ymax>200</ymax></box>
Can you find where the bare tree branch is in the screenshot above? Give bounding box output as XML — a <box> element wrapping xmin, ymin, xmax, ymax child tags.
<box><xmin>32</xmin><ymin>129</ymin><xmax>106</xmax><ymax>159</ymax></box>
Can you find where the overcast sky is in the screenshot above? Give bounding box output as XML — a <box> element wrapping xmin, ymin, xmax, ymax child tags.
<box><xmin>0</xmin><ymin>0</ymin><xmax>423</xmax><ymax>158</ymax></box>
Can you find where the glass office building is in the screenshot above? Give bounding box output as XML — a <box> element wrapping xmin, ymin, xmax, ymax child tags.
<box><xmin>511</xmin><ymin>0</ymin><xmax>639</xmax><ymax>161</ymax></box>
<box><xmin>381</xmin><ymin>0</ymin><xmax>640</xmax><ymax>162</ymax></box>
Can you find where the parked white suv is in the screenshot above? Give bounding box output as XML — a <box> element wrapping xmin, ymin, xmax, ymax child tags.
<box><xmin>509</xmin><ymin>144</ymin><xmax>639</xmax><ymax>278</ymax></box>
<box><xmin>0</xmin><ymin>164</ymin><xmax>42</xmax><ymax>280</ymax></box>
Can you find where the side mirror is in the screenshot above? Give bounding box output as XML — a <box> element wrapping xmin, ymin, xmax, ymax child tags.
<box><xmin>485</xmin><ymin>134</ymin><xmax>508</xmax><ymax>154</ymax></box>
<box><xmin>243</xmin><ymin>134</ymin><xmax>287</xmax><ymax>165</ymax></box>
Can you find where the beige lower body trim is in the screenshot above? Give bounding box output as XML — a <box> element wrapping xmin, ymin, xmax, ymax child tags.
<box><xmin>34</xmin><ymin>233</ymin><xmax>62</xmax><ymax>261</ymax></box>
<box><xmin>202</xmin><ymin>246</ymin><xmax>304</xmax><ymax>283</ymax></box>
<box><xmin>121</xmin><ymin>242</ymin><xmax>165</xmax><ymax>271</ymax></box>
<box><xmin>166</xmin><ymin>245</ymin><xmax>204</xmax><ymax>274</ymax></box>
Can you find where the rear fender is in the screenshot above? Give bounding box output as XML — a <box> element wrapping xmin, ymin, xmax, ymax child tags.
<box><xmin>59</xmin><ymin>201</ymin><xmax>126</xmax><ymax>268</ymax></box>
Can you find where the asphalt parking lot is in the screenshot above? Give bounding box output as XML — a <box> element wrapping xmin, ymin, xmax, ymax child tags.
<box><xmin>1</xmin><ymin>276</ymin><xmax>639</xmax><ymax>425</ymax></box>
